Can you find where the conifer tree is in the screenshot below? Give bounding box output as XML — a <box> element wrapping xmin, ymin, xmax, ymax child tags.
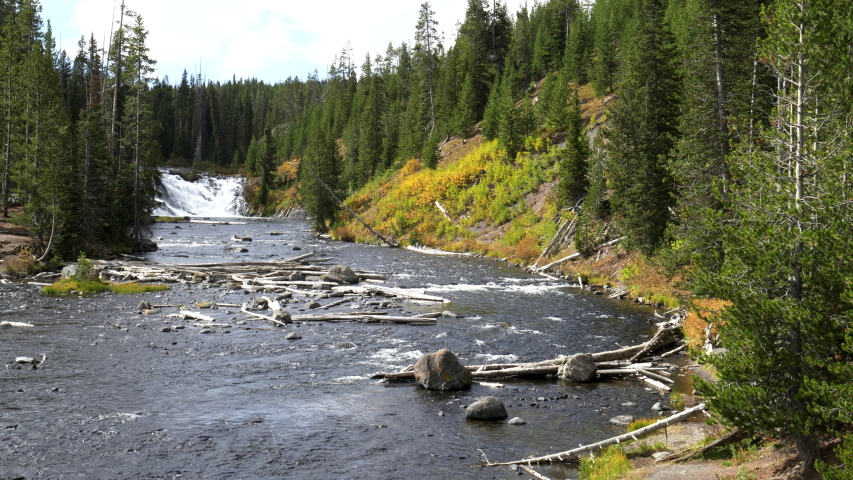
<box><xmin>695</xmin><ymin>0</ymin><xmax>853</xmax><ymax>471</ymax></box>
<box><xmin>300</xmin><ymin>112</ymin><xmax>341</xmax><ymax>233</ymax></box>
<box><xmin>557</xmin><ymin>86</ymin><xmax>588</xmax><ymax>207</ymax></box>
<box><xmin>122</xmin><ymin>12</ymin><xmax>160</xmax><ymax>251</ymax></box>
<box><xmin>604</xmin><ymin>0</ymin><xmax>680</xmax><ymax>253</ymax></box>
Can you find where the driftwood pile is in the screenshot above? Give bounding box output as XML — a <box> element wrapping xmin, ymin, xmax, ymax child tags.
<box><xmin>96</xmin><ymin>252</ymin><xmax>451</xmax><ymax>327</ymax></box>
<box><xmin>373</xmin><ymin>323</ymin><xmax>685</xmax><ymax>392</ymax></box>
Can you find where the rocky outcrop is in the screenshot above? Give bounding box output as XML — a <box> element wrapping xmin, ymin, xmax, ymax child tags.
<box><xmin>465</xmin><ymin>396</ymin><xmax>508</xmax><ymax>420</ymax></box>
<box><xmin>413</xmin><ymin>349</ymin><xmax>472</xmax><ymax>391</ymax></box>
<box><xmin>558</xmin><ymin>353</ymin><xmax>597</xmax><ymax>382</ymax></box>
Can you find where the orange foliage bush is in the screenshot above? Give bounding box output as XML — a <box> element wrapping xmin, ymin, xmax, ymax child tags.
<box><xmin>514</xmin><ymin>235</ymin><xmax>541</xmax><ymax>263</ymax></box>
<box><xmin>683</xmin><ymin>299</ymin><xmax>731</xmax><ymax>347</ymax></box>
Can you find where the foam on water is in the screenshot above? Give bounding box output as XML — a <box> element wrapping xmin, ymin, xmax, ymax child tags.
<box><xmin>472</xmin><ymin>353</ymin><xmax>519</xmax><ymax>363</ymax></box>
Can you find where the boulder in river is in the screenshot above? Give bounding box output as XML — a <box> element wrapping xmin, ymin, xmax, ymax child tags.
<box><xmin>465</xmin><ymin>396</ymin><xmax>508</xmax><ymax>420</ymax></box>
<box><xmin>323</xmin><ymin>265</ymin><xmax>360</xmax><ymax>284</ymax></box>
<box><xmin>558</xmin><ymin>353</ymin><xmax>597</xmax><ymax>382</ymax></box>
<box><xmin>413</xmin><ymin>349</ymin><xmax>472</xmax><ymax>391</ymax></box>
<box><xmin>60</xmin><ymin>265</ymin><xmax>78</xmax><ymax>280</ymax></box>
<box><xmin>285</xmin><ymin>332</ymin><xmax>301</xmax><ymax>340</ymax></box>
<box><xmin>138</xmin><ymin>238</ymin><xmax>159</xmax><ymax>252</ymax></box>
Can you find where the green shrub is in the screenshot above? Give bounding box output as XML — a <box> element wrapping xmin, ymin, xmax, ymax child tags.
<box><xmin>579</xmin><ymin>445</ymin><xmax>631</xmax><ymax>480</ymax></box>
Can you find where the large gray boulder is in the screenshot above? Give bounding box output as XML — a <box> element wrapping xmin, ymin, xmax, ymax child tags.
<box><xmin>558</xmin><ymin>353</ymin><xmax>597</xmax><ymax>382</ymax></box>
<box><xmin>60</xmin><ymin>265</ymin><xmax>78</xmax><ymax>280</ymax></box>
<box><xmin>413</xmin><ymin>349</ymin><xmax>472</xmax><ymax>391</ymax></box>
<box><xmin>323</xmin><ymin>265</ymin><xmax>360</xmax><ymax>284</ymax></box>
<box><xmin>465</xmin><ymin>396</ymin><xmax>508</xmax><ymax>420</ymax></box>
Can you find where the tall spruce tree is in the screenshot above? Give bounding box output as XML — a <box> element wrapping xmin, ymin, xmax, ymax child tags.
<box><xmin>695</xmin><ymin>0</ymin><xmax>853</xmax><ymax>471</ymax></box>
<box><xmin>122</xmin><ymin>12</ymin><xmax>160</xmax><ymax>251</ymax></box>
<box><xmin>604</xmin><ymin>0</ymin><xmax>680</xmax><ymax>254</ymax></box>
<box><xmin>300</xmin><ymin>112</ymin><xmax>341</xmax><ymax>233</ymax></box>
<box><xmin>557</xmin><ymin>86</ymin><xmax>589</xmax><ymax>207</ymax></box>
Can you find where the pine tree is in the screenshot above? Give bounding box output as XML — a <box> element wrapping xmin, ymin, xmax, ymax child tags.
<box><xmin>664</xmin><ymin>0</ymin><xmax>770</xmax><ymax>274</ymax></box>
<box><xmin>257</xmin><ymin>128</ymin><xmax>274</xmax><ymax>207</ymax></box>
<box><xmin>122</xmin><ymin>12</ymin><xmax>160</xmax><ymax>251</ymax></box>
<box><xmin>604</xmin><ymin>0</ymin><xmax>680</xmax><ymax>254</ymax></box>
<box><xmin>695</xmin><ymin>0</ymin><xmax>853</xmax><ymax>472</ymax></box>
<box><xmin>557</xmin><ymin>86</ymin><xmax>588</xmax><ymax>207</ymax></box>
<box><xmin>300</xmin><ymin>112</ymin><xmax>341</xmax><ymax>233</ymax></box>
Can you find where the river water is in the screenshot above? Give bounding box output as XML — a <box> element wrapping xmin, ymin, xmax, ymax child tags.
<box><xmin>2</xmin><ymin>176</ymin><xmax>687</xmax><ymax>479</ymax></box>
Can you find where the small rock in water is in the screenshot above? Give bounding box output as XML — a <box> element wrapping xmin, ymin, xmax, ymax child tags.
<box><xmin>651</xmin><ymin>402</ymin><xmax>669</xmax><ymax>411</ymax></box>
<box><xmin>465</xmin><ymin>396</ymin><xmax>508</xmax><ymax>420</ymax></box>
<box><xmin>200</xmin><ymin>329</ymin><xmax>213</xmax><ymax>334</ymax></box>
<box><xmin>306</xmin><ymin>301</ymin><xmax>321</xmax><ymax>309</ymax></box>
<box><xmin>508</xmin><ymin>417</ymin><xmax>526</xmax><ymax>425</ymax></box>
<box><xmin>609</xmin><ymin>415</ymin><xmax>634</xmax><ymax>426</ymax></box>
<box><xmin>333</xmin><ymin>342</ymin><xmax>356</xmax><ymax>349</ymax></box>
<box><xmin>437</xmin><ymin>411</ymin><xmax>445</xmax><ymax>416</ymax></box>
<box><xmin>138</xmin><ymin>300</ymin><xmax>152</xmax><ymax>310</ymax></box>
<box><xmin>293</xmin><ymin>247</ymin><xmax>302</xmax><ymax>251</ymax></box>
<box><xmin>285</xmin><ymin>332</ymin><xmax>302</xmax><ymax>340</ymax></box>
<box><xmin>160</xmin><ymin>326</ymin><xmax>172</xmax><ymax>333</ymax></box>
<box><xmin>441</xmin><ymin>311</ymin><xmax>462</xmax><ymax>318</ymax></box>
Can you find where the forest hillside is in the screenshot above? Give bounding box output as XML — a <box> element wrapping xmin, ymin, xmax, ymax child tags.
<box><xmin>2</xmin><ymin>0</ymin><xmax>853</xmax><ymax>476</ymax></box>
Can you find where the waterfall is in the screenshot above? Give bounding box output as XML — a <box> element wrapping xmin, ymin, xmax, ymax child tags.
<box><xmin>154</xmin><ymin>171</ymin><xmax>249</xmax><ymax>217</ymax></box>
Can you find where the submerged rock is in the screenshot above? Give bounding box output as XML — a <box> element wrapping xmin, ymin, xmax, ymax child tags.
<box><xmin>609</xmin><ymin>415</ymin><xmax>634</xmax><ymax>426</ymax></box>
<box><xmin>508</xmin><ymin>417</ymin><xmax>526</xmax><ymax>425</ymax></box>
<box><xmin>413</xmin><ymin>349</ymin><xmax>472</xmax><ymax>391</ymax></box>
<box><xmin>558</xmin><ymin>353</ymin><xmax>597</xmax><ymax>382</ymax></box>
<box><xmin>465</xmin><ymin>396</ymin><xmax>508</xmax><ymax>420</ymax></box>
<box><xmin>285</xmin><ymin>332</ymin><xmax>302</xmax><ymax>340</ymax></box>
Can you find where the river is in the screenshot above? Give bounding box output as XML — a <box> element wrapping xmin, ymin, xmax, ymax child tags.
<box><xmin>1</xmin><ymin>175</ymin><xmax>688</xmax><ymax>479</ymax></box>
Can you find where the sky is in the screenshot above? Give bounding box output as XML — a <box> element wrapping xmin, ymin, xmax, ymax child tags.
<box><xmin>41</xmin><ymin>0</ymin><xmax>529</xmax><ymax>85</ymax></box>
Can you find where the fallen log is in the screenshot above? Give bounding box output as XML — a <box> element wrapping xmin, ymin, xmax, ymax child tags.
<box><xmin>590</xmin><ymin>327</ymin><xmax>678</xmax><ymax>362</ymax></box>
<box><xmin>181</xmin><ymin>311</ymin><xmax>215</xmax><ymax>322</ymax></box>
<box><xmin>655</xmin><ymin>428</ymin><xmax>749</xmax><ymax>463</ymax></box>
<box><xmin>660</xmin><ymin>344</ymin><xmax>688</xmax><ymax>358</ymax></box>
<box><xmin>280</xmin><ymin>252</ymin><xmax>316</xmax><ymax>263</ymax></box>
<box><xmin>519</xmin><ymin>465</ymin><xmax>555</xmax><ymax>480</ymax></box>
<box><xmin>472</xmin><ymin>365</ymin><xmax>558</xmax><ymax>378</ymax></box>
<box><xmin>629</xmin><ymin>328</ymin><xmax>679</xmax><ymax>361</ymax></box>
<box><xmin>640</xmin><ymin>376</ymin><xmax>672</xmax><ymax>392</ymax></box>
<box><xmin>240</xmin><ymin>304</ymin><xmax>289</xmax><ymax>328</ymax></box>
<box><xmin>483</xmin><ymin>403</ymin><xmax>707</xmax><ymax>466</ymax></box>
<box><xmin>536</xmin><ymin>237</ymin><xmax>626</xmax><ymax>273</ymax></box>
<box><xmin>637</xmin><ymin>368</ymin><xmax>674</xmax><ymax>384</ymax></box>
<box><xmin>332</xmin><ymin>285</ymin><xmax>450</xmax><ymax>303</ymax></box>
<box><xmin>0</xmin><ymin>321</ymin><xmax>35</xmax><ymax>328</ymax></box>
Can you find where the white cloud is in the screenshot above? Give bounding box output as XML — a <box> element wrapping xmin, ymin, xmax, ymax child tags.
<box><xmin>43</xmin><ymin>0</ymin><xmax>528</xmax><ymax>84</ymax></box>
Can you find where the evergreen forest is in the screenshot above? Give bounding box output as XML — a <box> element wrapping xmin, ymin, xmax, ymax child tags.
<box><xmin>3</xmin><ymin>0</ymin><xmax>853</xmax><ymax>475</ymax></box>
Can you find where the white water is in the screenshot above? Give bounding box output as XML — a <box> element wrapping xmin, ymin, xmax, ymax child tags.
<box><xmin>154</xmin><ymin>171</ymin><xmax>249</xmax><ymax>217</ymax></box>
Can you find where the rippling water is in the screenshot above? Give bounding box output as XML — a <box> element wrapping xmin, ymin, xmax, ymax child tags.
<box><xmin>1</xmin><ymin>218</ymin><xmax>685</xmax><ymax>479</ymax></box>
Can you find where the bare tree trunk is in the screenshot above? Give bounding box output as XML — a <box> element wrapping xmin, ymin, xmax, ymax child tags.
<box><xmin>710</xmin><ymin>1</ymin><xmax>732</xmax><ymax>193</ymax></box>
<box><xmin>110</xmin><ymin>1</ymin><xmax>126</xmax><ymax>160</ymax></box>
